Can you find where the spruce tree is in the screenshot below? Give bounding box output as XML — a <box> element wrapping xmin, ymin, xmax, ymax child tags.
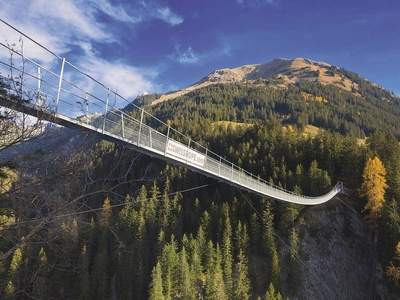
<box><xmin>265</xmin><ymin>282</ymin><xmax>283</xmax><ymax>300</ymax></box>
<box><xmin>179</xmin><ymin>246</ymin><xmax>196</xmax><ymax>299</ymax></box>
<box><xmin>149</xmin><ymin>262</ymin><xmax>164</xmax><ymax>300</ymax></box>
<box><xmin>205</xmin><ymin>243</ymin><xmax>228</xmax><ymax>300</ymax></box>
<box><xmin>6</xmin><ymin>247</ymin><xmax>23</xmax><ymax>299</ymax></box>
<box><xmin>222</xmin><ymin>211</ymin><xmax>233</xmax><ymax>297</ymax></box>
<box><xmin>78</xmin><ymin>245</ymin><xmax>91</xmax><ymax>300</ymax></box>
<box><xmin>262</xmin><ymin>201</ymin><xmax>281</xmax><ymax>290</ymax></box>
<box><xmin>233</xmin><ymin>249</ymin><xmax>251</xmax><ymax>300</ymax></box>
<box><xmin>33</xmin><ymin>247</ymin><xmax>49</xmax><ymax>299</ymax></box>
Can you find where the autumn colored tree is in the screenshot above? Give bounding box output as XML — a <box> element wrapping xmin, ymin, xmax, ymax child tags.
<box><xmin>99</xmin><ymin>197</ymin><xmax>112</xmax><ymax>228</ymax></box>
<box><xmin>359</xmin><ymin>157</ymin><xmax>388</xmax><ymax>226</ymax></box>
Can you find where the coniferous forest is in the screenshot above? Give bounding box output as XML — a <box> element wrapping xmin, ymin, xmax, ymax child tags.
<box><xmin>1</xmin><ymin>78</ymin><xmax>400</xmax><ymax>299</ymax></box>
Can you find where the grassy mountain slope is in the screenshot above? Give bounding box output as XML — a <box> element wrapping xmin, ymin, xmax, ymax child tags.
<box><xmin>136</xmin><ymin>58</ymin><xmax>400</xmax><ymax>139</ymax></box>
<box><xmin>146</xmin><ymin>58</ymin><xmax>399</xmax><ymax>106</ymax></box>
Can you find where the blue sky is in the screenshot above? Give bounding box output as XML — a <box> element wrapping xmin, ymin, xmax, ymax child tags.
<box><xmin>1</xmin><ymin>0</ymin><xmax>400</xmax><ymax>99</ymax></box>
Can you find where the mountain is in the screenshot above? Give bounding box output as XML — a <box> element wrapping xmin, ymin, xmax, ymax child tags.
<box><xmin>138</xmin><ymin>58</ymin><xmax>400</xmax><ymax>140</ymax></box>
<box><xmin>2</xmin><ymin>59</ymin><xmax>400</xmax><ymax>299</ymax></box>
<box><xmin>149</xmin><ymin>57</ymin><xmax>391</xmax><ymax>105</ymax></box>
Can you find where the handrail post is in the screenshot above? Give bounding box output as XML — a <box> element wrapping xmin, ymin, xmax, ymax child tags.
<box><xmin>36</xmin><ymin>66</ymin><xmax>41</xmax><ymax>107</ymax></box>
<box><xmin>204</xmin><ymin>148</ymin><xmax>208</xmax><ymax>171</ymax></box>
<box><xmin>149</xmin><ymin>129</ymin><xmax>152</xmax><ymax>148</ymax></box>
<box><xmin>102</xmin><ymin>87</ymin><xmax>111</xmax><ymax>133</ymax></box>
<box><xmin>164</xmin><ymin>125</ymin><xmax>170</xmax><ymax>155</ymax></box>
<box><xmin>121</xmin><ymin>112</ymin><xmax>125</xmax><ymax>138</ymax></box>
<box><xmin>55</xmin><ymin>58</ymin><xmax>65</xmax><ymax>114</ymax></box>
<box><xmin>85</xmin><ymin>93</ymin><xmax>89</xmax><ymax>124</ymax></box>
<box><xmin>186</xmin><ymin>138</ymin><xmax>191</xmax><ymax>164</ymax></box>
<box><xmin>138</xmin><ymin>109</ymin><xmax>144</xmax><ymax>145</ymax></box>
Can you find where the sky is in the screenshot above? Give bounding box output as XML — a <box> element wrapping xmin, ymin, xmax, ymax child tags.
<box><xmin>1</xmin><ymin>0</ymin><xmax>400</xmax><ymax>101</ymax></box>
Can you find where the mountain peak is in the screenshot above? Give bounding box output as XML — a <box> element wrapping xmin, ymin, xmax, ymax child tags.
<box><xmin>152</xmin><ymin>58</ymin><xmax>352</xmax><ymax>105</ymax></box>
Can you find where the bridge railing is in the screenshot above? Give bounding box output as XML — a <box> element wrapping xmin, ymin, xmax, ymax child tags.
<box><xmin>0</xmin><ymin>19</ymin><xmax>342</xmax><ymax>205</ymax></box>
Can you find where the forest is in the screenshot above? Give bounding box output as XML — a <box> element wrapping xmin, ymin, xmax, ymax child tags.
<box><xmin>136</xmin><ymin>80</ymin><xmax>400</xmax><ymax>139</ymax></box>
<box><xmin>1</xmin><ymin>77</ymin><xmax>400</xmax><ymax>299</ymax></box>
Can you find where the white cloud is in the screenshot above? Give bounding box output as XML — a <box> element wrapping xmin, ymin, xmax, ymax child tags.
<box><xmin>178</xmin><ymin>47</ymin><xmax>199</xmax><ymax>64</ymax></box>
<box><xmin>138</xmin><ymin>1</ymin><xmax>184</xmax><ymax>26</ymax></box>
<box><xmin>89</xmin><ymin>0</ymin><xmax>138</xmax><ymax>23</ymax></box>
<box><xmin>169</xmin><ymin>42</ymin><xmax>200</xmax><ymax>65</ymax></box>
<box><xmin>169</xmin><ymin>39</ymin><xmax>233</xmax><ymax>65</ymax></box>
<box><xmin>76</xmin><ymin>54</ymin><xmax>160</xmax><ymax>103</ymax></box>
<box><xmin>156</xmin><ymin>7</ymin><xmax>184</xmax><ymax>25</ymax></box>
<box><xmin>0</xmin><ymin>0</ymin><xmax>183</xmax><ymax>62</ymax></box>
<box><xmin>236</xmin><ymin>0</ymin><xmax>280</xmax><ymax>7</ymax></box>
<box><xmin>0</xmin><ymin>0</ymin><xmax>113</xmax><ymax>66</ymax></box>
<box><xmin>0</xmin><ymin>0</ymin><xmax>183</xmax><ymax>104</ymax></box>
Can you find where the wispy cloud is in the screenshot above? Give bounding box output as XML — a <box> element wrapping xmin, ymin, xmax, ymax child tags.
<box><xmin>236</xmin><ymin>0</ymin><xmax>280</xmax><ymax>7</ymax></box>
<box><xmin>0</xmin><ymin>0</ymin><xmax>183</xmax><ymax>98</ymax></box>
<box><xmin>89</xmin><ymin>0</ymin><xmax>138</xmax><ymax>23</ymax></box>
<box><xmin>129</xmin><ymin>1</ymin><xmax>184</xmax><ymax>26</ymax></box>
<box><xmin>77</xmin><ymin>54</ymin><xmax>160</xmax><ymax>101</ymax></box>
<box><xmin>155</xmin><ymin>6</ymin><xmax>184</xmax><ymax>25</ymax></box>
<box><xmin>172</xmin><ymin>46</ymin><xmax>200</xmax><ymax>64</ymax></box>
<box><xmin>0</xmin><ymin>0</ymin><xmax>183</xmax><ymax>58</ymax></box>
<box><xmin>169</xmin><ymin>39</ymin><xmax>232</xmax><ymax>65</ymax></box>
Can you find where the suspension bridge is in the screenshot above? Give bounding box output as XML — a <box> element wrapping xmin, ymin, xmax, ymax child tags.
<box><xmin>0</xmin><ymin>20</ymin><xmax>343</xmax><ymax>205</ymax></box>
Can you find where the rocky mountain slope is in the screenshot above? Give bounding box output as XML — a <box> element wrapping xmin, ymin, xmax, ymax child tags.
<box><xmin>291</xmin><ymin>196</ymin><xmax>390</xmax><ymax>299</ymax></box>
<box><xmin>151</xmin><ymin>58</ymin><xmax>364</xmax><ymax>105</ymax></box>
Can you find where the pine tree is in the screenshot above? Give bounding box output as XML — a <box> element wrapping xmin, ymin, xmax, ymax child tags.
<box><xmin>250</xmin><ymin>212</ymin><xmax>261</xmax><ymax>253</ymax></box>
<box><xmin>170</xmin><ymin>193</ymin><xmax>183</xmax><ymax>239</ymax></box>
<box><xmin>132</xmin><ymin>210</ymin><xmax>149</xmax><ymax>299</ymax></box>
<box><xmin>159</xmin><ymin>177</ymin><xmax>171</xmax><ymax>232</ymax></box>
<box><xmin>160</xmin><ymin>236</ymin><xmax>179</xmax><ymax>300</ymax></box>
<box><xmin>99</xmin><ymin>197</ymin><xmax>112</xmax><ymax>228</ymax></box>
<box><xmin>222</xmin><ymin>209</ymin><xmax>233</xmax><ymax>296</ymax></box>
<box><xmin>290</xmin><ymin>228</ymin><xmax>299</xmax><ymax>261</ymax></box>
<box><xmin>360</xmin><ymin>156</ymin><xmax>388</xmax><ymax>226</ymax></box>
<box><xmin>232</xmin><ymin>249</ymin><xmax>251</xmax><ymax>300</ymax></box>
<box><xmin>145</xmin><ymin>182</ymin><xmax>159</xmax><ymax>237</ymax></box>
<box><xmin>6</xmin><ymin>247</ymin><xmax>23</xmax><ymax>299</ymax></box>
<box><xmin>33</xmin><ymin>247</ymin><xmax>49</xmax><ymax>299</ymax></box>
<box><xmin>149</xmin><ymin>262</ymin><xmax>164</xmax><ymax>300</ymax></box>
<box><xmin>200</xmin><ymin>210</ymin><xmax>212</xmax><ymax>241</ymax></box>
<box><xmin>265</xmin><ymin>282</ymin><xmax>283</xmax><ymax>300</ymax></box>
<box><xmin>78</xmin><ymin>245</ymin><xmax>91</xmax><ymax>300</ymax></box>
<box><xmin>307</xmin><ymin>160</ymin><xmax>331</xmax><ymax>196</ymax></box>
<box><xmin>204</xmin><ymin>240</ymin><xmax>215</xmax><ymax>276</ymax></box>
<box><xmin>262</xmin><ymin>201</ymin><xmax>281</xmax><ymax>289</ymax></box>
<box><xmin>179</xmin><ymin>246</ymin><xmax>196</xmax><ymax>299</ymax></box>
<box><xmin>234</xmin><ymin>220</ymin><xmax>249</xmax><ymax>256</ymax></box>
<box><xmin>205</xmin><ymin>243</ymin><xmax>228</xmax><ymax>300</ymax></box>
<box><xmin>189</xmin><ymin>237</ymin><xmax>203</xmax><ymax>294</ymax></box>
<box><xmin>90</xmin><ymin>248</ymin><xmax>109</xmax><ymax>300</ymax></box>
<box><xmin>196</xmin><ymin>224</ymin><xmax>207</xmax><ymax>265</ymax></box>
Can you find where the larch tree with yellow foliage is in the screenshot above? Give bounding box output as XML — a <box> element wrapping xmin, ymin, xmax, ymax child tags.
<box><xmin>359</xmin><ymin>156</ymin><xmax>388</xmax><ymax>226</ymax></box>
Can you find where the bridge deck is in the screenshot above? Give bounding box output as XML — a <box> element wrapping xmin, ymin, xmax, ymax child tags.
<box><xmin>0</xmin><ymin>95</ymin><xmax>343</xmax><ymax>205</ymax></box>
